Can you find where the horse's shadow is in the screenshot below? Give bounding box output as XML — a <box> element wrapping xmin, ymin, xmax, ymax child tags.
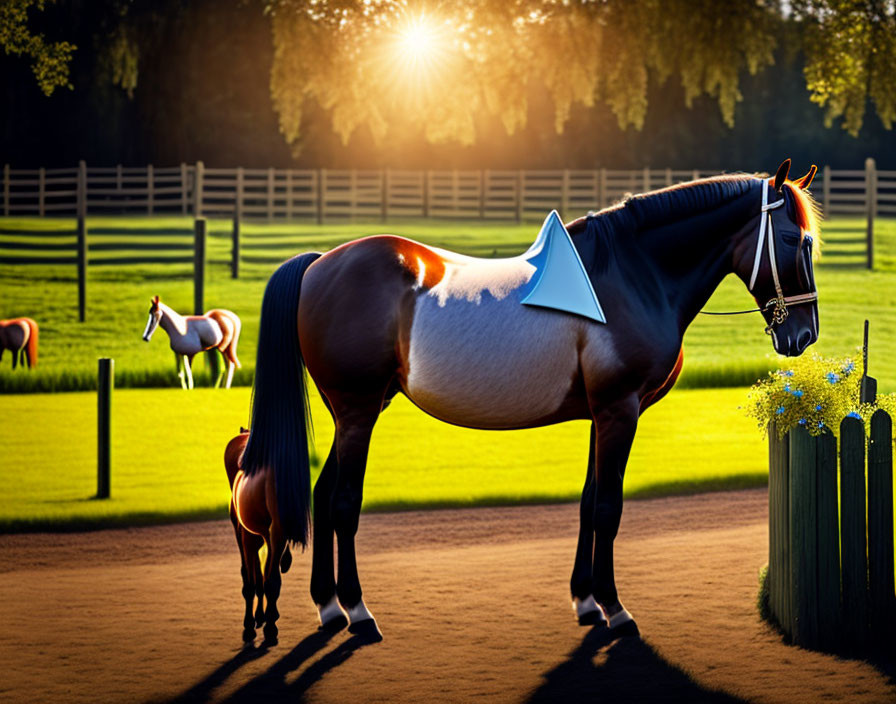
<box><xmin>165</xmin><ymin>628</ymin><xmax>372</xmax><ymax>704</ymax></box>
<box><xmin>527</xmin><ymin>622</ymin><xmax>746</xmax><ymax>704</ymax></box>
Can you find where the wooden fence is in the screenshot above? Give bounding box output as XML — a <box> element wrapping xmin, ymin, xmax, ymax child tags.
<box><xmin>768</xmin><ymin>412</ymin><xmax>896</xmax><ymax>651</ymax></box>
<box><xmin>3</xmin><ymin>159</ymin><xmax>894</xmax><ymax>225</ymax></box>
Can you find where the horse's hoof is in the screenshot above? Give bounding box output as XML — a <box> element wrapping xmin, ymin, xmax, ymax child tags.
<box><xmin>242</xmin><ymin>628</ymin><xmax>256</xmax><ymax>643</ymax></box>
<box><xmin>263</xmin><ymin>624</ymin><xmax>278</xmax><ymax>644</ymax></box>
<box><xmin>348</xmin><ymin>618</ymin><xmax>383</xmax><ymax>642</ymax></box>
<box><xmin>573</xmin><ymin>595</ymin><xmax>608</xmax><ymax>627</ymax></box>
<box><xmin>255</xmin><ymin>615</ymin><xmax>265</xmax><ymax>629</ymax></box>
<box><xmin>603</xmin><ymin>603</ymin><xmax>636</xmax><ymax>631</ymax></box>
<box><xmin>319</xmin><ymin>613</ymin><xmax>348</xmax><ymax>634</ymax></box>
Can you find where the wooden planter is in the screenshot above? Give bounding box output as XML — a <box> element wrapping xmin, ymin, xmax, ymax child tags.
<box><xmin>767</xmin><ymin>411</ymin><xmax>896</xmax><ymax>650</ymax></box>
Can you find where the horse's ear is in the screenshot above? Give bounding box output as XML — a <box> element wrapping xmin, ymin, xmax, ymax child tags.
<box><xmin>240</xmin><ymin>426</ymin><xmax>248</xmax><ymax>434</ymax></box>
<box><xmin>773</xmin><ymin>159</ymin><xmax>791</xmax><ymax>193</ymax></box>
<box><xmin>793</xmin><ymin>164</ymin><xmax>817</xmax><ymax>190</ymax></box>
<box><xmin>152</xmin><ymin>295</ymin><xmax>159</xmax><ymax>304</ymax></box>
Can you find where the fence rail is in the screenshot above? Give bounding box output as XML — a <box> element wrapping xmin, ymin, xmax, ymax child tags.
<box><xmin>768</xmin><ymin>413</ymin><xmax>896</xmax><ymax>651</ymax></box>
<box><xmin>2</xmin><ymin>160</ymin><xmax>892</xmax><ymax>224</ymax></box>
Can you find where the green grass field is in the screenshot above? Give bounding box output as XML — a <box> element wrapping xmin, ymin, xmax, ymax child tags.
<box><xmin>0</xmin><ymin>385</ymin><xmax>766</xmax><ymax>532</ymax></box>
<box><xmin>1</xmin><ymin>215</ymin><xmax>895</xmax><ymax>393</ymax></box>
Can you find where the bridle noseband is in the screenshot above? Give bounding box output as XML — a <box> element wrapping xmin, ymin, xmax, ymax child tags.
<box><xmin>701</xmin><ymin>182</ymin><xmax>818</xmax><ymax>334</ymax></box>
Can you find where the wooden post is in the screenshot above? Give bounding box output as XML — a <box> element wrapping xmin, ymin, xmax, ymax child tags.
<box><xmin>866</xmin><ymin>157</ymin><xmax>875</xmax><ymax>270</ymax></box>
<box><xmin>516</xmin><ymin>170</ymin><xmax>523</xmax><ymax>223</ymax></box>
<box><xmin>3</xmin><ymin>163</ymin><xmax>10</xmax><ymax>216</ymax></box>
<box><xmin>480</xmin><ymin>170</ymin><xmax>486</xmax><ymax>219</ymax></box>
<box><xmin>598</xmin><ymin>168</ymin><xmax>606</xmax><ymax>209</ymax></box>
<box><xmin>78</xmin><ymin>160</ymin><xmax>87</xmax><ymax>218</ymax></box>
<box><xmin>96</xmin><ymin>358</ymin><xmax>113</xmax><ymax>499</ymax></box>
<box><xmin>840</xmin><ymin>416</ymin><xmax>869</xmax><ymax>650</ymax></box>
<box><xmin>822</xmin><ymin>165</ymin><xmax>831</xmax><ymax>215</ymax></box>
<box><xmin>180</xmin><ymin>163</ymin><xmax>188</xmax><ymax>214</ymax></box>
<box><xmin>861</xmin><ymin>320</ymin><xmax>876</xmax><ymax>404</ymax></box>
<box><xmin>665</xmin><ymin>167</ymin><xmax>672</xmax><ymax>187</ymax></box>
<box><xmin>267</xmin><ymin>167</ymin><xmax>275</xmax><ymax>220</ymax></box>
<box><xmin>868</xmin><ymin>409</ymin><xmax>895</xmax><ymax>640</ymax></box>
<box><xmin>77</xmin><ymin>215</ymin><xmax>87</xmax><ymax>322</ymax></box>
<box><xmin>789</xmin><ymin>426</ymin><xmax>819</xmax><ymax>648</ymax></box>
<box><xmin>193</xmin><ymin>217</ymin><xmax>206</xmax><ymax>315</ymax></box>
<box><xmin>350</xmin><ymin>169</ymin><xmax>357</xmax><ymax>221</ymax></box>
<box><xmin>317</xmin><ymin>168</ymin><xmax>325</xmax><ymax>225</ymax></box>
<box><xmin>146</xmin><ymin>163</ymin><xmax>154</xmax><ymax>215</ymax></box>
<box><xmin>561</xmin><ymin>169</ymin><xmax>570</xmax><ymax>219</ymax></box>
<box><xmin>38</xmin><ymin>167</ymin><xmax>45</xmax><ymax>217</ymax></box>
<box><xmin>285</xmin><ymin>169</ymin><xmax>293</xmax><ymax>220</ymax></box>
<box><xmin>116</xmin><ymin>164</ymin><xmax>123</xmax><ymax>192</ymax></box>
<box><xmin>692</xmin><ymin>169</ymin><xmax>700</xmax><ymax>181</ymax></box>
<box><xmin>383</xmin><ymin>168</ymin><xmax>390</xmax><ymax>222</ymax></box>
<box><xmin>642</xmin><ymin>166</ymin><xmax>650</xmax><ymax>193</ymax></box>
<box><xmin>816</xmin><ymin>430</ymin><xmax>840</xmax><ymax>651</ymax></box>
<box><xmin>423</xmin><ymin>170</ymin><xmax>431</xmax><ymax>219</ymax></box>
<box><xmin>235</xmin><ymin>166</ymin><xmax>244</xmax><ymax>222</ymax></box>
<box><xmin>193</xmin><ymin>161</ymin><xmax>204</xmax><ymax>217</ymax></box>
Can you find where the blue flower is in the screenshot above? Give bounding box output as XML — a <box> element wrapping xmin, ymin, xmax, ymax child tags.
<box><xmin>793</xmin><ymin>389</ymin><xmax>804</xmax><ymax>398</ymax></box>
<box><xmin>826</xmin><ymin>372</ymin><xmax>840</xmax><ymax>384</ymax></box>
<box><xmin>782</xmin><ymin>370</ymin><xmax>794</xmax><ymax>377</ymax></box>
<box><xmin>798</xmin><ymin>418</ymin><xmax>807</xmax><ymax>425</ymax></box>
<box><xmin>776</xmin><ymin>406</ymin><xmax>785</xmax><ymax>415</ymax></box>
<box><xmin>818</xmin><ymin>421</ymin><xmax>825</xmax><ymax>429</ymax></box>
<box><xmin>842</xmin><ymin>361</ymin><xmax>855</xmax><ymax>375</ymax></box>
<box><xmin>815</xmin><ymin>404</ymin><xmax>823</xmax><ymax>411</ymax></box>
<box><xmin>847</xmin><ymin>411</ymin><xmax>862</xmax><ymax>420</ymax></box>
<box><xmin>784</xmin><ymin>383</ymin><xmax>792</xmax><ymax>393</ymax></box>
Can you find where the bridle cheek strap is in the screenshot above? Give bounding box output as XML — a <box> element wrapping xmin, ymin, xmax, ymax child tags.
<box><xmin>747</xmin><ymin>186</ymin><xmax>818</xmax><ymax>334</ymax></box>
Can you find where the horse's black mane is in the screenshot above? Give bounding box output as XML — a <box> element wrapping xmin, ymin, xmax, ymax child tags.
<box><xmin>568</xmin><ymin>173</ymin><xmax>758</xmax><ymax>241</ymax></box>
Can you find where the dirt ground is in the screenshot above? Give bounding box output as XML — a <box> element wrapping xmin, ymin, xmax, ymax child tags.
<box><xmin>1</xmin><ymin>488</ymin><xmax>894</xmax><ymax>703</ymax></box>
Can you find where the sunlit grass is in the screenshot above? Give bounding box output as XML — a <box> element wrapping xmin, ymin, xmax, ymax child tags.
<box><xmin>1</xmin><ymin>215</ymin><xmax>894</xmax><ymax>393</ymax></box>
<box><xmin>0</xmin><ymin>386</ymin><xmax>765</xmax><ymax>531</ymax></box>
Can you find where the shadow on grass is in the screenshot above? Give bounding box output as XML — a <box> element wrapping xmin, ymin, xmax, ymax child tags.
<box><xmin>527</xmin><ymin>623</ymin><xmax>745</xmax><ymax>703</ymax></box>
<box><xmin>162</xmin><ymin>629</ymin><xmax>373</xmax><ymax>704</ymax></box>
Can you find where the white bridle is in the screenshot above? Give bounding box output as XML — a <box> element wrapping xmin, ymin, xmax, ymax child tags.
<box><xmin>747</xmin><ymin>183</ymin><xmax>818</xmax><ymax>334</ymax></box>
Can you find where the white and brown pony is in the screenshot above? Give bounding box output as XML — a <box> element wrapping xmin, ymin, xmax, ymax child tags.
<box><xmin>242</xmin><ymin>161</ymin><xmax>820</xmax><ymax>641</ymax></box>
<box><xmin>0</xmin><ymin>318</ymin><xmax>38</xmax><ymax>370</ymax></box>
<box><xmin>142</xmin><ymin>295</ymin><xmax>241</xmax><ymax>389</ymax></box>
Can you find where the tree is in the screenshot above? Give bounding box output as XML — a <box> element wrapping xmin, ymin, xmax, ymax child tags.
<box><xmin>0</xmin><ymin>0</ymin><xmax>76</xmax><ymax>95</ymax></box>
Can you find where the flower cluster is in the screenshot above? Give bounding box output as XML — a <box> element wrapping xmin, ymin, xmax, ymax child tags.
<box><xmin>745</xmin><ymin>353</ymin><xmax>869</xmax><ymax>437</ymax></box>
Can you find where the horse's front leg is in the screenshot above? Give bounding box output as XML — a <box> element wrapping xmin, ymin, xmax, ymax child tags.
<box><xmin>173</xmin><ymin>351</ymin><xmax>187</xmax><ymax>389</ymax></box>
<box><xmin>590</xmin><ymin>395</ymin><xmax>639</xmax><ymax>629</ymax></box>
<box><xmin>570</xmin><ymin>423</ymin><xmax>605</xmax><ymax>625</ymax></box>
<box><xmin>184</xmin><ymin>355</ymin><xmax>195</xmax><ymax>390</ymax></box>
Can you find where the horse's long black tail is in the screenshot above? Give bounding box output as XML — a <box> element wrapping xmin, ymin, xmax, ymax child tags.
<box><xmin>242</xmin><ymin>252</ymin><xmax>322</xmax><ymax>548</ymax></box>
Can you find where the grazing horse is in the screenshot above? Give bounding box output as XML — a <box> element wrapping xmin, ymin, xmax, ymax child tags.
<box><xmin>0</xmin><ymin>318</ymin><xmax>39</xmax><ymax>370</ymax></box>
<box><xmin>225</xmin><ymin>428</ymin><xmax>295</xmax><ymax>644</ymax></box>
<box><xmin>141</xmin><ymin>295</ymin><xmax>241</xmax><ymax>389</ymax></box>
<box><xmin>242</xmin><ymin>160</ymin><xmax>820</xmax><ymax>640</ymax></box>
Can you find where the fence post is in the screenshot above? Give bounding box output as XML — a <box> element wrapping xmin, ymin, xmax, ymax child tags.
<box><xmin>147</xmin><ymin>163</ymin><xmax>154</xmax><ymax>215</ymax></box>
<box><xmin>38</xmin><ymin>167</ymin><xmax>45</xmax><ymax>217</ymax></box>
<box><xmin>96</xmin><ymin>358</ymin><xmax>113</xmax><ymax>499</ymax></box>
<box><xmin>822</xmin><ymin>165</ymin><xmax>831</xmax><ymax>215</ymax></box>
<box><xmin>424</xmin><ymin>170</ymin><xmax>430</xmax><ymax>219</ymax></box>
<box><xmin>480</xmin><ymin>170</ymin><xmax>486</xmax><ymax>219</ymax></box>
<box><xmin>180</xmin><ymin>162</ymin><xmax>188</xmax><ymax>214</ymax></box>
<box><xmin>840</xmin><ymin>416</ymin><xmax>869</xmax><ymax>650</ymax></box>
<box><xmin>868</xmin><ymin>409</ymin><xmax>895</xmax><ymax>640</ymax></box>
<box><xmin>317</xmin><ymin>168</ymin><xmax>325</xmax><ymax>225</ymax></box>
<box><xmin>561</xmin><ymin>169</ymin><xmax>570</xmax><ymax>219</ymax></box>
<box><xmin>267</xmin><ymin>167</ymin><xmax>275</xmax><ymax>220</ymax></box>
<box><xmin>285</xmin><ymin>169</ymin><xmax>293</xmax><ymax>220</ymax></box>
<box><xmin>231</xmin><ymin>214</ymin><xmax>240</xmax><ymax>280</ymax></box>
<box><xmin>789</xmin><ymin>426</ymin><xmax>819</xmax><ymax>648</ymax></box>
<box><xmin>77</xmin><ymin>214</ymin><xmax>87</xmax><ymax>322</ymax></box>
<box><xmin>642</xmin><ymin>166</ymin><xmax>650</xmax><ymax>192</ymax></box>
<box><xmin>383</xmin><ymin>168</ymin><xmax>390</xmax><ymax>222</ymax></box>
<box><xmin>665</xmin><ymin>167</ymin><xmax>672</xmax><ymax>187</ymax></box>
<box><xmin>3</xmin><ymin>163</ymin><xmax>9</xmax><ymax>216</ymax></box>
<box><xmin>193</xmin><ymin>217</ymin><xmax>206</xmax><ymax>315</ymax></box>
<box><xmin>598</xmin><ymin>168</ymin><xmax>606</xmax><ymax>209</ymax></box>
<box><xmin>861</xmin><ymin>320</ymin><xmax>876</xmax><ymax>404</ymax></box>
<box><xmin>350</xmin><ymin>169</ymin><xmax>357</xmax><ymax>221</ymax></box>
<box><xmin>865</xmin><ymin>157</ymin><xmax>875</xmax><ymax>270</ymax></box>
<box><xmin>692</xmin><ymin>169</ymin><xmax>700</xmax><ymax>181</ymax></box>
<box><xmin>78</xmin><ymin>159</ymin><xmax>87</xmax><ymax>218</ymax></box>
<box><xmin>194</xmin><ymin>160</ymin><xmax>204</xmax><ymax>217</ymax></box>
<box><xmin>116</xmin><ymin>164</ymin><xmax>123</xmax><ymax>192</ymax></box>
<box><xmin>816</xmin><ymin>430</ymin><xmax>840</xmax><ymax>651</ymax></box>
<box><xmin>516</xmin><ymin>170</ymin><xmax>523</xmax><ymax>223</ymax></box>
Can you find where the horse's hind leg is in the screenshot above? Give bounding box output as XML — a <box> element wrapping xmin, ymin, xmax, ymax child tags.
<box><xmin>231</xmin><ymin>507</ymin><xmax>260</xmax><ymax>641</ymax></box>
<box><xmin>184</xmin><ymin>356</ymin><xmax>195</xmax><ymax>390</ymax></box>
<box><xmin>224</xmin><ymin>359</ymin><xmax>235</xmax><ymax>389</ymax></box>
<box><xmin>310</xmin><ymin>445</ymin><xmax>348</xmax><ymax>632</ymax></box>
<box><xmin>262</xmin><ymin>528</ymin><xmax>286</xmax><ymax>644</ymax></box>
<box><xmin>590</xmin><ymin>395</ymin><xmax>639</xmax><ymax>630</ymax></box>
<box><xmin>330</xmin><ymin>397</ymin><xmax>382</xmax><ymax>640</ymax></box>
<box><xmin>570</xmin><ymin>423</ymin><xmax>606</xmax><ymax>626</ymax></box>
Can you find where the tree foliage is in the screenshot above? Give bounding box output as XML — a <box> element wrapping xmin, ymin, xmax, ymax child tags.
<box><xmin>0</xmin><ymin>0</ymin><xmax>75</xmax><ymax>95</ymax></box>
<box><xmin>794</xmin><ymin>0</ymin><xmax>896</xmax><ymax>134</ymax></box>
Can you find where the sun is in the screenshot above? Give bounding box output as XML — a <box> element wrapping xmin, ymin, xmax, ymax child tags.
<box><xmin>398</xmin><ymin>17</ymin><xmax>437</xmax><ymax>64</ymax></box>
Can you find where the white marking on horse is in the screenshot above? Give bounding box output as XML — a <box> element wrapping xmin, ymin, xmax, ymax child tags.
<box><xmin>414</xmin><ymin>256</ymin><xmax>426</xmax><ymax>289</ymax></box>
<box><xmin>573</xmin><ymin>595</ymin><xmax>606</xmax><ymax>623</ymax></box>
<box><xmin>318</xmin><ymin>595</ymin><xmax>348</xmax><ymax>626</ymax></box>
<box><xmin>346</xmin><ymin>600</ymin><xmax>375</xmax><ymax>624</ymax></box>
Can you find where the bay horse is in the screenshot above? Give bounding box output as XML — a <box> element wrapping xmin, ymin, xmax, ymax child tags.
<box><xmin>225</xmin><ymin>427</ymin><xmax>295</xmax><ymax>644</ymax></box>
<box><xmin>0</xmin><ymin>318</ymin><xmax>39</xmax><ymax>370</ymax></box>
<box><xmin>141</xmin><ymin>295</ymin><xmax>241</xmax><ymax>389</ymax></box>
<box><xmin>242</xmin><ymin>160</ymin><xmax>820</xmax><ymax>640</ymax></box>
